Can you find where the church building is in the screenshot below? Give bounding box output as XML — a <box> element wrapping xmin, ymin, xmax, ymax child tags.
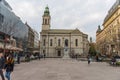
<box><xmin>40</xmin><ymin>6</ymin><xmax>89</xmax><ymax>58</ymax></box>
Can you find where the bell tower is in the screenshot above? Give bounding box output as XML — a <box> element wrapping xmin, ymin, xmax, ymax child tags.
<box><xmin>42</xmin><ymin>6</ymin><xmax>51</xmax><ymax>30</ymax></box>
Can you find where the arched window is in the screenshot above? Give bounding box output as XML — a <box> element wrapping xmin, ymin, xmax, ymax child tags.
<box><xmin>65</xmin><ymin>39</ymin><xmax>68</xmax><ymax>47</ymax></box>
<box><xmin>58</xmin><ymin>39</ymin><xmax>61</xmax><ymax>46</ymax></box>
<box><xmin>43</xmin><ymin>50</ymin><xmax>45</xmax><ymax>54</ymax></box>
<box><xmin>50</xmin><ymin>39</ymin><xmax>52</xmax><ymax>46</ymax></box>
<box><xmin>75</xmin><ymin>39</ymin><xmax>78</xmax><ymax>47</ymax></box>
<box><xmin>43</xmin><ymin>39</ymin><xmax>46</xmax><ymax>46</ymax></box>
<box><xmin>45</xmin><ymin>19</ymin><xmax>47</xmax><ymax>24</ymax></box>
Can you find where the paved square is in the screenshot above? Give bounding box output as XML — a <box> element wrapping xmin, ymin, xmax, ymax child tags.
<box><xmin>11</xmin><ymin>59</ymin><xmax>120</xmax><ymax>80</ymax></box>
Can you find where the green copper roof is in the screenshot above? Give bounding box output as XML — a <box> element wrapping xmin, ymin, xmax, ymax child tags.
<box><xmin>44</xmin><ymin>6</ymin><xmax>50</xmax><ymax>16</ymax></box>
<box><xmin>96</xmin><ymin>25</ymin><xmax>101</xmax><ymax>33</ymax></box>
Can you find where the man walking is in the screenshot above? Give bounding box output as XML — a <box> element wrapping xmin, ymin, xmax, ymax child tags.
<box><xmin>0</xmin><ymin>51</ymin><xmax>5</xmax><ymax>80</ymax></box>
<box><xmin>87</xmin><ymin>55</ymin><xmax>91</xmax><ymax>64</ymax></box>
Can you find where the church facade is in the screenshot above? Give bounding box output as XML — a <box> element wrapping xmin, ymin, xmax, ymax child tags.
<box><xmin>40</xmin><ymin>6</ymin><xmax>89</xmax><ymax>58</ymax></box>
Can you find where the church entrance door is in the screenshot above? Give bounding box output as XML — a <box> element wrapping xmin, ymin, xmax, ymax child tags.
<box><xmin>58</xmin><ymin>50</ymin><xmax>61</xmax><ymax>57</ymax></box>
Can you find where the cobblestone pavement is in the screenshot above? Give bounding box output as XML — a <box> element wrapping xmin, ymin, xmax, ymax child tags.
<box><xmin>10</xmin><ymin>59</ymin><xmax>120</xmax><ymax>80</ymax></box>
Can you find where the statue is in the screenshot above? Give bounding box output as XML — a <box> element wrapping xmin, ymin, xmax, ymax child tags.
<box><xmin>65</xmin><ymin>39</ymin><xmax>68</xmax><ymax>47</ymax></box>
<box><xmin>63</xmin><ymin>39</ymin><xmax>70</xmax><ymax>59</ymax></box>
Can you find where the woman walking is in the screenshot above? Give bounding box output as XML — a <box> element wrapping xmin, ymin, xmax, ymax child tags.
<box><xmin>4</xmin><ymin>55</ymin><xmax>14</xmax><ymax>80</ymax></box>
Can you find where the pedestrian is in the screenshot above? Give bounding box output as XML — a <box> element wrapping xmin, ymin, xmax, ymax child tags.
<box><xmin>111</xmin><ymin>57</ymin><xmax>116</xmax><ymax>65</ymax></box>
<box><xmin>26</xmin><ymin>54</ymin><xmax>30</xmax><ymax>62</ymax></box>
<box><xmin>96</xmin><ymin>55</ymin><xmax>99</xmax><ymax>62</ymax></box>
<box><xmin>17</xmin><ymin>52</ymin><xmax>21</xmax><ymax>64</ymax></box>
<box><xmin>43</xmin><ymin>53</ymin><xmax>46</xmax><ymax>59</ymax></box>
<box><xmin>87</xmin><ymin>55</ymin><xmax>91</xmax><ymax>64</ymax></box>
<box><xmin>4</xmin><ymin>54</ymin><xmax>14</xmax><ymax>80</ymax></box>
<box><xmin>38</xmin><ymin>53</ymin><xmax>41</xmax><ymax>60</ymax></box>
<box><xmin>88</xmin><ymin>57</ymin><xmax>91</xmax><ymax>64</ymax></box>
<box><xmin>0</xmin><ymin>51</ymin><xmax>5</xmax><ymax>80</ymax></box>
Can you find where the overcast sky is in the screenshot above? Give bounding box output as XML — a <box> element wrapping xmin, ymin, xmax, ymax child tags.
<box><xmin>7</xmin><ymin>0</ymin><xmax>116</xmax><ymax>41</ymax></box>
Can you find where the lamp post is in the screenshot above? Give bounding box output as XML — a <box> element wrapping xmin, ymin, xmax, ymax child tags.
<box><xmin>116</xmin><ymin>39</ymin><xmax>120</xmax><ymax>55</ymax></box>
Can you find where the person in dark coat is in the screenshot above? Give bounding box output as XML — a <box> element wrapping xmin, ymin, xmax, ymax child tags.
<box><xmin>4</xmin><ymin>55</ymin><xmax>14</xmax><ymax>80</ymax></box>
<box><xmin>96</xmin><ymin>55</ymin><xmax>99</xmax><ymax>62</ymax></box>
<box><xmin>38</xmin><ymin>53</ymin><xmax>41</xmax><ymax>60</ymax></box>
<box><xmin>87</xmin><ymin>55</ymin><xmax>91</xmax><ymax>64</ymax></box>
<box><xmin>17</xmin><ymin>52</ymin><xmax>21</xmax><ymax>64</ymax></box>
<box><xmin>0</xmin><ymin>52</ymin><xmax>5</xmax><ymax>80</ymax></box>
<box><xmin>43</xmin><ymin>53</ymin><xmax>46</xmax><ymax>59</ymax></box>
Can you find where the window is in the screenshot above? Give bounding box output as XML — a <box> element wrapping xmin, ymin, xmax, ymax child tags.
<box><xmin>75</xmin><ymin>39</ymin><xmax>78</xmax><ymax>47</ymax></box>
<box><xmin>50</xmin><ymin>39</ymin><xmax>52</xmax><ymax>46</ymax></box>
<box><xmin>58</xmin><ymin>39</ymin><xmax>61</xmax><ymax>46</ymax></box>
<box><xmin>65</xmin><ymin>39</ymin><xmax>68</xmax><ymax>47</ymax></box>
<box><xmin>117</xmin><ymin>19</ymin><xmax>119</xmax><ymax>24</ymax></box>
<box><xmin>0</xmin><ymin>13</ymin><xmax>4</xmax><ymax>23</ymax></box>
<box><xmin>45</xmin><ymin>19</ymin><xmax>47</xmax><ymax>24</ymax></box>
<box><xmin>43</xmin><ymin>50</ymin><xmax>45</xmax><ymax>54</ymax></box>
<box><xmin>43</xmin><ymin>39</ymin><xmax>46</xmax><ymax>46</ymax></box>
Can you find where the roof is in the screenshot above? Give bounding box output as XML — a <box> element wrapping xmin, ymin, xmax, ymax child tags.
<box><xmin>41</xmin><ymin>28</ymin><xmax>85</xmax><ymax>35</ymax></box>
<box><xmin>43</xmin><ymin>6</ymin><xmax>50</xmax><ymax>16</ymax></box>
<box><xmin>96</xmin><ymin>25</ymin><xmax>101</xmax><ymax>33</ymax></box>
<box><xmin>103</xmin><ymin>0</ymin><xmax>120</xmax><ymax>24</ymax></box>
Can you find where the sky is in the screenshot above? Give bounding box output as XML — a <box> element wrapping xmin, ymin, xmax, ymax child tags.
<box><xmin>6</xmin><ymin>0</ymin><xmax>116</xmax><ymax>41</ymax></box>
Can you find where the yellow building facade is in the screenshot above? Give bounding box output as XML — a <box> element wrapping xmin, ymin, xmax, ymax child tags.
<box><xmin>96</xmin><ymin>0</ymin><xmax>120</xmax><ymax>56</ymax></box>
